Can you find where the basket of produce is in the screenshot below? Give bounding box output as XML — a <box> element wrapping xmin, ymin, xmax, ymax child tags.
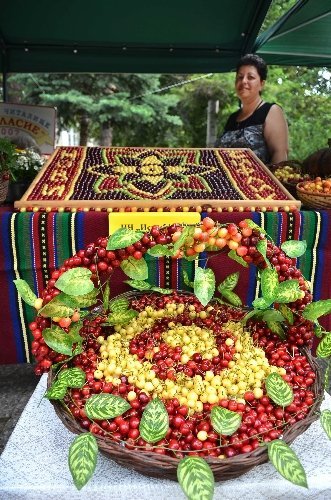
<box><xmin>296</xmin><ymin>177</ymin><xmax>331</xmax><ymax>209</ymax></box>
<box><xmin>269</xmin><ymin>160</ymin><xmax>310</xmax><ymax>198</ymax></box>
<box><xmin>15</xmin><ymin>218</ymin><xmax>330</xmax><ymax>496</ymax></box>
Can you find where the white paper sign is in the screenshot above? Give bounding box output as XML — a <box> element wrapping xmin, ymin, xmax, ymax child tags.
<box><xmin>0</xmin><ymin>103</ymin><xmax>56</xmax><ymax>154</ymax></box>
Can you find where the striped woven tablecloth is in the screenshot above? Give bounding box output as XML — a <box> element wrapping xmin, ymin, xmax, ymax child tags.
<box><xmin>0</xmin><ymin>209</ymin><xmax>330</xmax><ymax>364</ymax></box>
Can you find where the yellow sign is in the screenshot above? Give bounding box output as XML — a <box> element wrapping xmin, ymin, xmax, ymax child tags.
<box><xmin>109</xmin><ymin>212</ymin><xmax>200</xmax><ymax>234</ymax></box>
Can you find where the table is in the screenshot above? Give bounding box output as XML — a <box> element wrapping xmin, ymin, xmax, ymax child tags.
<box><xmin>1</xmin><ymin>209</ymin><xmax>331</xmax><ymax>364</ymax></box>
<box><xmin>0</xmin><ymin>375</ymin><xmax>330</xmax><ymax>499</ymax></box>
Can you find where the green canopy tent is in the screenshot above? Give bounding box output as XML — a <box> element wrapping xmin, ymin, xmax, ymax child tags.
<box><xmin>1</xmin><ymin>0</ymin><xmax>271</xmax><ymax>77</ymax></box>
<box><xmin>255</xmin><ymin>0</ymin><xmax>331</xmax><ymax>67</ymax></box>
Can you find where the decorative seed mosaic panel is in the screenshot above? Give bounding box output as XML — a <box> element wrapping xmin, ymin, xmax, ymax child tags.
<box><xmin>21</xmin><ymin>146</ymin><xmax>296</xmax><ymax>207</ymax></box>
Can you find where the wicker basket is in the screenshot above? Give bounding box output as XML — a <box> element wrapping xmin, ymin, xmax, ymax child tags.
<box><xmin>296</xmin><ymin>182</ymin><xmax>331</xmax><ymax>209</ymax></box>
<box><xmin>47</xmin><ymin>347</ymin><xmax>323</xmax><ymax>482</ymax></box>
<box><xmin>268</xmin><ymin>161</ymin><xmax>304</xmax><ymax>198</ymax></box>
<box><xmin>0</xmin><ymin>177</ymin><xmax>9</xmax><ymax>205</ymax></box>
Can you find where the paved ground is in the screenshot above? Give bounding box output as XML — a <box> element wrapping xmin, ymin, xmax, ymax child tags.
<box><xmin>0</xmin><ymin>359</ymin><xmax>329</xmax><ymax>455</ymax></box>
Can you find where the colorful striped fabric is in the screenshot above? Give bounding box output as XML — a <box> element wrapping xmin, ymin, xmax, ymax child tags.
<box><xmin>0</xmin><ymin>209</ymin><xmax>330</xmax><ymax>364</ymax></box>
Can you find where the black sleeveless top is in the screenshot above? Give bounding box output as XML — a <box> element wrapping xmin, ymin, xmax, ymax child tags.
<box><xmin>215</xmin><ymin>102</ymin><xmax>276</xmax><ymax>164</ymax></box>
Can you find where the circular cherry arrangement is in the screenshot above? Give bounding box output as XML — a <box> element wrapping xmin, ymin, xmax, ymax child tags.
<box><xmin>29</xmin><ymin>218</ymin><xmax>318</xmax><ymax>459</ymax></box>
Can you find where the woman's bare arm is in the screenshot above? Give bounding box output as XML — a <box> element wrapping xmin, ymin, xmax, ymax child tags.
<box><xmin>264</xmin><ymin>105</ymin><xmax>289</xmax><ymax>164</ymax></box>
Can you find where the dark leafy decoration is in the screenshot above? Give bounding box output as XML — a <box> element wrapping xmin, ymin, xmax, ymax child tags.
<box><xmin>139</xmin><ymin>398</ymin><xmax>169</xmax><ymax>443</ymax></box>
<box><xmin>183</xmin><ymin>270</ymin><xmax>194</xmax><ymax>289</ymax></box>
<box><xmin>177</xmin><ymin>457</ymin><xmax>214</xmax><ymax>500</ymax></box>
<box><xmin>107</xmin><ymin>227</ymin><xmax>144</xmax><ymax>250</ymax></box>
<box><xmin>147</xmin><ymin>244</ymin><xmax>174</xmax><ymax>257</ymax></box>
<box><xmin>194</xmin><ymin>267</ymin><xmax>215</xmax><ymax>307</ymax></box>
<box><xmin>252</xmin><ymin>297</ymin><xmax>272</xmax><ymax>310</ymax></box>
<box><xmin>242</xmin><ymin>309</ymin><xmax>262</xmax><ymax>324</ymax></box>
<box><xmin>261</xmin><ymin>310</ymin><xmax>285</xmax><ymax>323</ymax></box>
<box><xmin>275</xmin><ymin>280</ymin><xmax>303</xmax><ymax>304</ymax></box>
<box><xmin>68</xmin><ymin>433</ymin><xmax>98</xmax><ymax>490</ymax></box>
<box><xmin>125</xmin><ymin>279</ymin><xmax>152</xmax><ymax>291</ymax></box>
<box><xmin>320</xmin><ymin>410</ymin><xmax>331</xmax><ymax>439</ymax></box>
<box><xmin>268</xmin><ymin>440</ymin><xmax>308</xmax><ymax>488</ymax></box>
<box><xmin>121</xmin><ymin>256</ymin><xmax>148</xmax><ymax>280</ymax></box>
<box><xmin>103</xmin><ymin>283</ymin><xmax>110</xmax><ymax>312</ymax></box>
<box><xmin>150</xmin><ymin>286</ymin><xmax>173</xmax><ymax>294</ymax></box>
<box><xmin>42</xmin><ymin>326</ymin><xmax>76</xmax><ymax>356</ymax></box>
<box><xmin>256</xmin><ymin>239</ymin><xmax>270</xmax><ymax>267</ymax></box>
<box><xmin>218</xmin><ymin>272</ymin><xmax>239</xmax><ymax>292</ymax></box>
<box><xmin>316</xmin><ymin>333</ymin><xmax>331</xmax><ymax>358</ymax></box>
<box><xmin>45</xmin><ymin>379</ymin><xmax>67</xmax><ymax>400</ymax></box>
<box><xmin>324</xmin><ymin>359</ymin><xmax>331</xmax><ymax>391</ymax></box>
<box><xmin>267</xmin><ymin>321</ymin><xmax>286</xmax><ymax>340</ymax></box>
<box><xmin>281</xmin><ymin>240</ymin><xmax>307</xmax><ymax>258</ymax></box>
<box><xmin>210</xmin><ymin>406</ymin><xmax>242</xmax><ymax>435</ymax></box>
<box><xmin>85</xmin><ymin>394</ymin><xmax>130</xmax><ymax>420</ymax></box>
<box><xmin>265</xmin><ymin>373</ymin><xmax>293</xmax><ymax>407</ymax></box>
<box><xmin>58</xmin><ymin>289</ymin><xmax>99</xmax><ymax>308</ymax></box>
<box><xmin>39</xmin><ymin>295</ymin><xmax>75</xmax><ymax>318</ymax></box>
<box><xmin>58</xmin><ymin>367</ymin><xmax>86</xmax><ymax>388</ymax></box>
<box><xmin>220</xmin><ymin>289</ymin><xmax>242</xmax><ymax>307</ymax></box>
<box><xmin>55</xmin><ymin>268</ymin><xmax>94</xmax><ymax>296</ymax></box>
<box><xmin>278</xmin><ymin>303</ymin><xmax>294</xmax><ymax>325</ymax></box>
<box><xmin>244</xmin><ymin>219</ymin><xmax>266</xmax><ymax>234</ymax></box>
<box><xmin>105</xmin><ymin>309</ymin><xmax>138</xmax><ymax>325</ymax></box>
<box><xmin>302</xmin><ymin>299</ymin><xmax>331</xmax><ymax>322</ymax></box>
<box><xmin>13</xmin><ymin>279</ymin><xmax>37</xmax><ymax>306</ymax></box>
<box><xmin>173</xmin><ymin>226</ymin><xmax>195</xmax><ymax>253</ymax></box>
<box><xmin>261</xmin><ymin>268</ymin><xmax>279</xmax><ymax>303</ymax></box>
<box><xmin>228</xmin><ymin>249</ymin><xmax>248</xmax><ymax>267</ymax></box>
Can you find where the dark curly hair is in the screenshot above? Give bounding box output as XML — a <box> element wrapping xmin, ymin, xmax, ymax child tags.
<box><xmin>236</xmin><ymin>54</ymin><xmax>268</xmax><ymax>81</ymax></box>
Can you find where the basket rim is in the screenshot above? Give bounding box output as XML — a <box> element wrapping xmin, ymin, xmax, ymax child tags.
<box><xmin>296</xmin><ymin>181</ymin><xmax>331</xmax><ymax>197</ymax></box>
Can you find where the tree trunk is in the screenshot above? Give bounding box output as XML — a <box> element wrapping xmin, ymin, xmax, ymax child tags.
<box><xmin>79</xmin><ymin>115</ymin><xmax>89</xmax><ymax>145</ymax></box>
<box><xmin>206</xmin><ymin>99</ymin><xmax>219</xmax><ymax>147</ymax></box>
<box><xmin>100</xmin><ymin>121</ymin><xmax>113</xmax><ymax>146</ymax></box>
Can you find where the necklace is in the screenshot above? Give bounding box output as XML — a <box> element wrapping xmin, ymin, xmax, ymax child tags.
<box><xmin>236</xmin><ymin>99</ymin><xmax>263</xmax><ymax>125</ymax></box>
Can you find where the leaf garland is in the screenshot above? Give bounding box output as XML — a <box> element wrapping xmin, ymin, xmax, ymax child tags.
<box><xmin>210</xmin><ymin>406</ymin><xmax>242</xmax><ymax>435</ymax></box>
<box><xmin>265</xmin><ymin>373</ymin><xmax>293</xmax><ymax>407</ymax></box>
<box><xmin>268</xmin><ymin>440</ymin><xmax>308</xmax><ymax>488</ymax></box>
<box><xmin>13</xmin><ymin>279</ymin><xmax>37</xmax><ymax>306</ymax></box>
<box><xmin>139</xmin><ymin>398</ymin><xmax>169</xmax><ymax>443</ymax></box>
<box><xmin>194</xmin><ymin>267</ymin><xmax>216</xmax><ymax>307</ymax></box>
<box><xmin>227</xmin><ymin>249</ymin><xmax>248</xmax><ymax>267</ymax></box>
<box><xmin>107</xmin><ymin>227</ymin><xmax>144</xmax><ymax>250</ymax></box>
<box><xmin>84</xmin><ymin>394</ymin><xmax>130</xmax><ymax>420</ymax></box>
<box><xmin>68</xmin><ymin>433</ymin><xmax>98</xmax><ymax>490</ymax></box>
<box><xmin>260</xmin><ymin>268</ymin><xmax>279</xmax><ymax>303</ymax></box>
<box><xmin>218</xmin><ymin>272</ymin><xmax>239</xmax><ymax>292</ymax></box>
<box><xmin>177</xmin><ymin>457</ymin><xmax>214</xmax><ymax>500</ymax></box>
<box><xmin>55</xmin><ymin>268</ymin><xmax>94</xmax><ymax>296</ymax></box>
<box><xmin>316</xmin><ymin>333</ymin><xmax>331</xmax><ymax>358</ymax></box>
<box><xmin>120</xmin><ymin>256</ymin><xmax>148</xmax><ymax>280</ymax></box>
<box><xmin>302</xmin><ymin>299</ymin><xmax>331</xmax><ymax>322</ymax></box>
<box><xmin>281</xmin><ymin>240</ymin><xmax>307</xmax><ymax>258</ymax></box>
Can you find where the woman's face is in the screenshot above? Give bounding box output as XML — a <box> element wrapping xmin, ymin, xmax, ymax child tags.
<box><xmin>235</xmin><ymin>65</ymin><xmax>265</xmax><ymax>101</ymax></box>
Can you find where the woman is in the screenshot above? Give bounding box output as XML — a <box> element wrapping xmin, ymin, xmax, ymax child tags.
<box><xmin>215</xmin><ymin>54</ymin><xmax>288</xmax><ymax>165</ymax></box>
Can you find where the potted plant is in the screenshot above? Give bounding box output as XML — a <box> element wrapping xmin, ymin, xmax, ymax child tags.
<box><xmin>0</xmin><ymin>138</ymin><xmax>17</xmax><ymax>204</ymax></box>
<box><xmin>6</xmin><ymin>146</ymin><xmax>45</xmax><ymax>203</ymax></box>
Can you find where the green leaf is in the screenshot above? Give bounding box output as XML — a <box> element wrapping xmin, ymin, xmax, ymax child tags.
<box><xmin>314</xmin><ymin>323</ymin><xmax>324</xmax><ymax>338</ymax></box>
<box><xmin>265</xmin><ymin>373</ymin><xmax>293</xmax><ymax>407</ymax></box>
<box><xmin>261</xmin><ymin>268</ymin><xmax>279</xmax><ymax>302</ymax></box>
<box><xmin>218</xmin><ymin>272</ymin><xmax>239</xmax><ymax>292</ymax></box>
<box><xmin>147</xmin><ymin>244</ymin><xmax>174</xmax><ymax>257</ymax></box>
<box><xmin>68</xmin><ymin>433</ymin><xmax>98</xmax><ymax>490</ymax></box>
<box><xmin>182</xmin><ymin>269</ymin><xmax>194</xmax><ymax>289</ymax></box>
<box><xmin>244</xmin><ymin>219</ymin><xmax>266</xmax><ymax>234</ymax></box>
<box><xmin>221</xmin><ymin>289</ymin><xmax>242</xmax><ymax>307</ymax></box>
<box><xmin>125</xmin><ymin>279</ymin><xmax>152</xmax><ymax>291</ymax></box>
<box><xmin>42</xmin><ymin>326</ymin><xmax>76</xmax><ymax>356</ymax></box>
<box><xmin>324</xmin><ymin>359</ymin><xmax>331</xmax><ymax>391</ymax></box>
<box><xmin>278</xmin><ymin>304</ymin><xmax>294</xmax><ymax>325</ymax></box>
<box><xmin>84</xmin><ymin>393</ymin><xmax>130</xmax><ymax>420</ymax></box>
<box><xmin>150</xmin><ymin>286</ymin><xmax>173</xmax><ymax>295</ymax></box>
<box><xmin>302</xmin><ymin>299</ymin><xmax>331</xmax><ymax>322</ymax></box>
<box><xmin>177</xmin><ymin>457</ymin><xmax>214</xmax><ymax>500</ymax></box>
<box><xmin>256</xmin><ymin>239</ymin><xmax>270</xmax><ymax>267</ymax></box>
<box><xmin>13</xmin><ymin>279</ymin><xmax>37</xmax><ymax>306</ymax></box>
<box><xmin>105</xmin><ymin>309</ymin><xmax>138</xmax><ymax>325</ymax></box>
<box><xmin>267</xmin><ymin>321</ymin><xmax>286</xmax><ymax>340</ymax></box>
<box><xmin>58</xmin><ymin>289</ymin><xmax>99</xmax><ymax>308</ymax></box>
<box><xmin>194</xmin><ymin>267</ymin><xmax>216</xmax><ymax>307</ymax></box>
<box><xmin>316</xmin><ymin>333</ymin><xmax>331</xmax><ymax>358</ymax></box>
<box><xmin>107</xmin><ymin>227</ymin><xmax>144</xmax><ymax>250</ymax></box>
<box><xmin>242</xmin><ymin>309</ymin><xmax>262</xmax><ymax>324</ymax></box>
<box><xmin>227</xmin><ymin>249</ymin><xmax>248</xmax><ymax>267</ymax></box>
<box><xmin>109</xmin><ymin>296</ymin><xmax>129</xmax><ymax>312</ymax></box>
<box><xmin>173</xmin><ymin>226</ymin><xmax>196</xmax><ymax>252</ymax></box>
<box><xmin>58</xmin><ymin>367</ymin><xmax>86</xmax><ymax>388</ymax></box>
<box><xmin>281</xmin><ymin>240</ymin><xmax>307</xmax><ymax>258</ymax></box>
<box><xmin>252</xmin><ymin>297</ymin><xmax>273</xmax><ymax>310</ymax></box>
<box><xmin>139</xmin><ymin>398</ymin><xmax>169</xmax><ymax>443</ymax></box>
<box><xmin>320</xmin><ymin>410</ymin><xmax>331</xmax><ymax>439</ymax></box>
<box><xmin>261</xmin><ymin>310</ymin><xmax>285</xmax><ymax>323</ymax></box>
<box><xmin>275</xmin><ymin>280</ymin><xmax>303</xmax><ymax>304</ymax></box>
<box><xmin>67</xmin><ymin>321</ymin><xmax>83</xmax><ymax>343</ymax></box>
<box><xmin>39</xmin><ymin>295</ymin><xmax>75</xmax><ymax>318</ymax></box>
<box><xmin>268</xmin><ymin>440</ymin><xmax>308</xmax><ymax>488</ymax></box>
<box><xmin>45</xmin><ymin>379</ymin><xmax>67</xmax><ymax>400</ymax></box>
<box><xmin>55</xmin><ymin>268</ymin><xmax>94</xmax><ymax>297</ymax></box>
<box><xmin>103</xmin><ymin>283</ymin><xmax>110</xmax><ymax>312</ymax></box>
<box><xmin>120</xmin><ymin>256</ymin><xmax>148</xmax><ymax>280</ymax></box>
<box><xmin>210</xmin><ymin>406</ymin><xmax>242</xmax><ymax>436</ymax></box>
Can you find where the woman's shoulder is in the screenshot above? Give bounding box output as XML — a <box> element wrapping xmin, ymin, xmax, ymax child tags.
<box><xmin>224</xmin><ymin>109</ymin><xmax>240</xmax><ymax>131</ymax></box>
